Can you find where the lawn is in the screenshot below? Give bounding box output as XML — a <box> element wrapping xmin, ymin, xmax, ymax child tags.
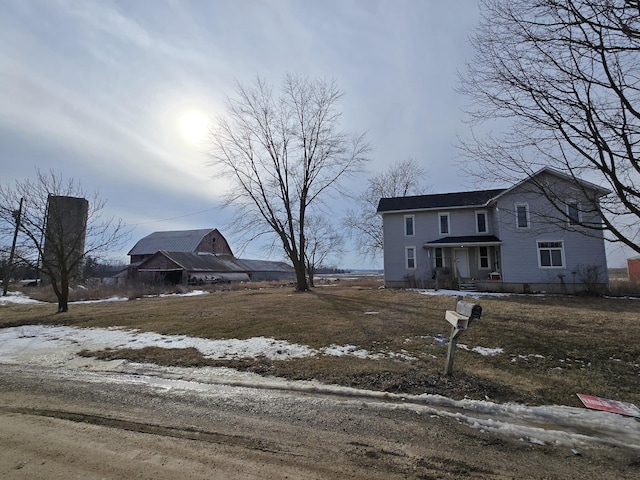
<box><xmin>1</xmin><ymin>280</ymin><xmax>639</xmax><ymax>408</ymax></box>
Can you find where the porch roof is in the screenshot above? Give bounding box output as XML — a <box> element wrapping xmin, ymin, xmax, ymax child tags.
<box><xmin>424</xmin><ymin>235</ymin><xmax>502</xmax><ymax>248</ymax></box>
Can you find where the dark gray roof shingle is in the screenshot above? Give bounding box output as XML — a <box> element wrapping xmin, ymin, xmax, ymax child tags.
<box><xmin>424</xmin><ymin>235</ymin><xmax>502</xmax><ymax>246</ymax></box>
<box><xmin>376</xmin><ymin>189</ymin><xmax>506</xmax><ymax>213</ymax></box>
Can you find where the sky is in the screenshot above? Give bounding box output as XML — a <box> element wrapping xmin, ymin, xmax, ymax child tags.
<box><xmin>0</xmin><ymin>0</ymin><xmax>632</xmax><ymax>268</ymax></box>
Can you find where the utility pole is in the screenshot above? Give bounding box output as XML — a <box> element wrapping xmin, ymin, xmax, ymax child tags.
<box><xmin>2</xmin><ymin>198</ymin><xmax>24</xmax><ymax>296</ymax></box>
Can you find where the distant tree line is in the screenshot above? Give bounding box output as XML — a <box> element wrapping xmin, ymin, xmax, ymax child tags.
<box><xmin>82</xmin><ymin>256</ymin><xmax>127</xmax><ymax>279</ymax></box>
<box><xmin>314</xmin><ymin>267</ymin><xmax>352</xmax><ymax>275</ymax></box>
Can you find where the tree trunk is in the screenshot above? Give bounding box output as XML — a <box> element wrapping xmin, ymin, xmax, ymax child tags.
<box><xmin>307</xmin><ymin>267</ymin><xmax>315</xmax><ymax>288</ymax></box>
<box><xmin>57</xmin><ymin>297</ymin><xmax>69</xmax><ymax>313</ymax></box>
<box><xmin>57</xmin><ymin>273</ymin><xmax>69</xmax><ymax>313</ymax></box>
<box><xmin>293</xmin><ymin>261</ymin><xmax>308</xmax><ymax>291</ymax></box>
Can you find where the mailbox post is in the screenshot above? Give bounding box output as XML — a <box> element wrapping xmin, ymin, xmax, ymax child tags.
<box><xmin>444</xmin><ymin>296</ymin><xmax>482</xmax><ymax>376</ymax></box>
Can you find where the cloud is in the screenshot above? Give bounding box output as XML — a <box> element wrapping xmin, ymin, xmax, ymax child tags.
<box><xmin>0</xmin><ymin>0</ymin><xmax>485</xmax><ymax>268</ymax></box>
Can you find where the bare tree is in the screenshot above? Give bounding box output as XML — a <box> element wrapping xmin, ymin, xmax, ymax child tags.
<box><xmin>209</xmin><ymin>74</ymin><xmax>369</xmax><ymax>291</ymax></box>
<box><xmin>459</xmin><ymin>0</ymin><xmax>640</xmax><ymax>253</ymax></box>
<box><xmin>0</xmin><ymin>170</ymin><xmax>130</xmax><ymax>312</ymax></box>
<box><xmin>343</xmin><ymin>158</ymin><xmax>428</xmax><ymax>259</ymax></box>
<box><xmin>303</xmin><ymin>215</ymin><xmax>345</xmax><ymax>288</ymax></box>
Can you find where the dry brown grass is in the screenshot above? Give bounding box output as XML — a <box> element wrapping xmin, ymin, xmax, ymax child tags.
<box><xmin>610</xmin><ymin>278</ymin><xmax>640</xmax><ymax>296</ymax></box>
<box><xmin>2</xmin><ymin>281</ymin><xmax>639</xmax><ymax>407</ymax></box>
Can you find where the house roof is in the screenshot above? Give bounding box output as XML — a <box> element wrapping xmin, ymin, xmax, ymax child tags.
<box><xmin>491</xmin><ymin>167</ymin><xmax>611</xmax><ymax>201</ymax></box>
<box><xmin>376</xmin><ymin>189</ymin><xmax>506</xmax><ymax>213</ymax></box>
<box><xmin>424</xmin><ymin>235</ymin><xmax>502</xmax><ymax>247</ymax></box>
<box><xmin>376</xmin><ymin>167</ymin><xmax>612</xmax><ymax>214</ymax></box>
<box><xmin>128</xmin><ymin>229</ymin><xmax>217</xmax><ymax>256</ymax></box>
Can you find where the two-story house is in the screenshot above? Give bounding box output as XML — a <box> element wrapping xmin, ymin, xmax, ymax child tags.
<box><xmin>376</xmin><ymin>168</ymin><xmax>610</xmax><ymax>293</ymax></box>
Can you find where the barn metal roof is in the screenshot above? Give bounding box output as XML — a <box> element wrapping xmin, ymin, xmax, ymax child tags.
<box><xmin>239</xmin><ymin>258</ymin><xmax>294</xmax><ymax>273</ymax></box>
<box><xmin>137</xmin><ymin>251</ymin><xmax>294</xmax><ymax>274</ymax></box>
<box><xmin>127</xmin><ymin>229</ymin><xmax>215</xmax><ymax>256</ymax></box>
<box><xmin>137</xmin><ymin>251</ymin><xmax>248</xmax><ymax>272</ymax></box>
<box><xmin>376</xmin><ymin>189</ymin><xmax>506</xmax><ymax>213</ymax></box>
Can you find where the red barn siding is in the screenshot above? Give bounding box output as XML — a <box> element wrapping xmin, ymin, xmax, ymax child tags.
<box><xmin>628</xmin><ymin>258</ymin><xmax>640</xmax><ymax>282</ymax></box>
<box><xmin>197</xmin><ymin>230</ymin><xmax>233</xmax><ymax>256</ymax></box>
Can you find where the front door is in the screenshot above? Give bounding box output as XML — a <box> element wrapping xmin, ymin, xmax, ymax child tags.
<box><xmin>454</xmin><ymin>249</ymin><xmax>470</xmax><ymax>279</ymax></box>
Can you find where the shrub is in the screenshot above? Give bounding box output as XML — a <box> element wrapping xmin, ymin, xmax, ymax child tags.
<box><xmin>575</xmin><ymin>263</ymin><xmax>607</xmax><ymax>295</ymax></box>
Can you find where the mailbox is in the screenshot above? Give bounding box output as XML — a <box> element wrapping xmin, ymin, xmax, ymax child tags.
<box><xmin>444</xmin><ymin>299</ymin><xmax>483</xmax><ymax>376</ymax></box>
<box><xmin>455</xmin><ymin>301</ymin><xmax>482</xmax><ymax>321</ymax></box>
<box><xmin>445</xmin><ymin>301</ymin><xmax>482</xmax><ymax>330</ymax></box>
<box><xmin>445</xmin><ymin>310</ymin><xmax>469</xmax><ymax>329</ymax></box>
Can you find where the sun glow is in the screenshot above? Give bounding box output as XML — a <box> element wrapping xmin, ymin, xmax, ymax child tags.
<box><xmin>178</xmin><ymin>109</ymin><xmax>210</xmax><ymax>144</ymax></box>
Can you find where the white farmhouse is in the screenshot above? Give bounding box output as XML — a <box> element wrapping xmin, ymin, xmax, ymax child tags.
<box><xmin>377</xmin><ymin>168</ymin><xmax>610</xmax><ymax>294</ymax></box>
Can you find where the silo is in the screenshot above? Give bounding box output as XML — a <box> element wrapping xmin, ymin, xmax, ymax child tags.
<box><xmin>43</xmin><ymin>195</ymin><xmax>89</xmax><ymax>279</ymax></box>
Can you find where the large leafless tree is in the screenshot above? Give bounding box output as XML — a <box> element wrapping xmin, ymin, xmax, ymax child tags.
<box><xmin>0</xmin><ymin>170</ymin><xmax>129</xmax><ymax>312</ymax></box>
<box><xmin>459</xmin><ymin>0</ymin><xmax>640</xmax><ymax>253</ymax></box>
<box><xmin>209</xmin><ymin>74</ymin><xmax>369</xmax><ymax>291</ymax></box>
<box><xmin>343</xmin><ymin>158</ymin><xmax>428</xmax><ymax>259</ymax></box>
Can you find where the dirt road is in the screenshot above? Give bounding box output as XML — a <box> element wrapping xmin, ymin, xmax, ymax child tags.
<box><xmin>0</xmin><ymin>364</ymin><xmax>637</xmax><ymax>479</ymax></box>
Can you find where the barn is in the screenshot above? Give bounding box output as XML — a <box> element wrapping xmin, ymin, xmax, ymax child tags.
<box><xmin>136</xmin><ymin>251</ymin><xmax>251</xmax><ymax>284</ymax></box>
<box><xmin>128</xmin><ymin>228</ymin><xmax>233</xmax><ymax>265</ymax></box>
<box><xmin>128</xmin><ymin>228</ymin><xmax>294</xmax><ymax>285</ymax></box>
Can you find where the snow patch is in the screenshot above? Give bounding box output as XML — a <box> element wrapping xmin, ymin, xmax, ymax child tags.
<box><xmin>472</xmin><ymin>346</ymin><xmax>504</xmax><ymax>356</ymax></box>
<box><xmin>72</xmin><ymin>296</ymin><xmax>129</xmax><ymax>304</ymax></box>
<box><xmin>0</xmin><ymin>291</ymin><xmax>43</xmax><ymax>305</ymax></box>
<box><xmin>0</xmin><ymin>324</ymin><xmax>638</xmax><ymax>450</ymax></box>
<box><xmin>416</xmin><ymin>289</ymin><xmax>513</xmax><ymax>298</ymax></box>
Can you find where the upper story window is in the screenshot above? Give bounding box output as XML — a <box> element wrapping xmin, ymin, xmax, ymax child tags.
<box><xmin>537</xmin><ymin>240</ymin><xmax>565</xmax><ymax>268</ymax></box>
<box><xmin>567</xmin><ymin>202</ymin><xmax>580</xmax><ymax>226</ymax></box>
<box><xmin>476</xmin><ymin>211</ymin><xmax>487</xmax><ymax>234</ymax></box>
<box><xmin>438</xmin><ymin>213</ymin><xmax>450</xmax><ymax>235</ymax></box>
<box><xmin>406</xmin><ymin>247</ymin><xmax>416</xmax><ymax>269</ymax></box>
<box><xmin>515</xmin><ymin>204</ymin><xmax>530</xmax><ymax>229</ymax></box>
<box><xmin>404</xmin><ymin>215</ymin><xmax>415</xmax><ymax>236</ymax></box>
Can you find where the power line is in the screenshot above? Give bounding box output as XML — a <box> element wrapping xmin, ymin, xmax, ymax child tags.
<box><xmin>125</xmin><ymin>206</ymin><xmax>220</xmax><ymax>227</ymax></box>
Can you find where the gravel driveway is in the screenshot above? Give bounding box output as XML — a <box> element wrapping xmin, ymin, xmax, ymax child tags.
<box><xmin>0</xmin><ymin>358</ymin><xmax>638</xmax><ymax>479</ymax></box>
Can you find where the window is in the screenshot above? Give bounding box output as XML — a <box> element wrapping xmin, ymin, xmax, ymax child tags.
<box><xmin>435</xmin><ymin>248</ymin><xmax>443</xmax><ymax>268</ymax></box>
<box><xmin>438</xmin><ymin>213</ymin><xmax>450</xmax><ymax>235</ymax></box>
<box><xmin>515</xmin><ymin>204</ymin><xmax>530</xmax><ymax>229</ymax></box>
<box><xmin>406</xmin><ymin>247</ymin><xmax>416</xmax><ymax>269</ymax></box>
<box><xmin>476</xmin><ymin>211</ymin><xmax>487</xmax><ymax>234</ymax></box>
<box><xmin>404</xmin><ymin>215</ymin><xmax>415</xmax><ymax>236</ymax></box>
<box><xmin>478</xmin><ymin>246</ymin><xmax>489</xmax><ymax>269</ymax></box>
<box><xmin>537</xmin><ymin>241</ymin><xmax>565</xmax><ymax>268</ymax></box>
<box><xmin>567</xmin><ymin>202</ymin><xmax>580</xmax><ymax>226</ymax></box>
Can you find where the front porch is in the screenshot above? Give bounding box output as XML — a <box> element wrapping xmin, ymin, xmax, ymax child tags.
<box><xmin>423</xmin><ymin>235</ymin><xmax>502</xmax><ymax>286</ymax></box>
